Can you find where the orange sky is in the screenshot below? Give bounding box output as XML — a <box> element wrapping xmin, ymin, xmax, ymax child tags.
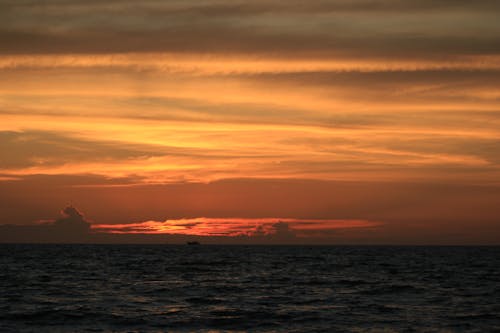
<box><xmin>1</xmin><ymin>0</ymin><xmax>499</xmax><ymax>244</ymax></box>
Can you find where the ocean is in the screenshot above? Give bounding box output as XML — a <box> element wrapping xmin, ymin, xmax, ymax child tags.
<box><xmin>1</xmin><ymin>245</ymin><xmax>499</xmax><ymax>332</ymax></box>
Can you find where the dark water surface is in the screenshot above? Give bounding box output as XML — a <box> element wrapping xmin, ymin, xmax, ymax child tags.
<box><xmin>1</xmin><ymin>245</ymin><xmax>499</xmax><ymax>332</ymax></box>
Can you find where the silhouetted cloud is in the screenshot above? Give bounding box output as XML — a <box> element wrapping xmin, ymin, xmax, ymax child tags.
<box><xmin>268</xmin><ymin>222</ymin><xmax>296</xmax><ymax>241</ymax></box>
<box><xmin>51</xmin><ymin>205</ymin><xmax>91</xmax><ymax>233</ymax></box>
<box><xmin>0</xmin><ymin>205</ymin><xmax>91</xmax><ymax>243</ymax></box>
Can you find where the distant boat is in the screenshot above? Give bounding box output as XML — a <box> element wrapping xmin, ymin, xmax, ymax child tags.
<box><xmin>186</xmin><ymin>241</ymin><xmax>200</xmax><ymax>245</ymax></box>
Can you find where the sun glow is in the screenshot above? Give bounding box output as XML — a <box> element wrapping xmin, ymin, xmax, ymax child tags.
<box><xmin>92</xmin><ymin>218</ymin><xmax>381</xmax><ymax>236</ymax></box>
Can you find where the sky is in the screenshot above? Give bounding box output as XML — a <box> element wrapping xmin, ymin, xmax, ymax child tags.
<box><xmin>1</xmin><ymin>0</ymin><xmax>499</xmax><ymax>244</ymax></box>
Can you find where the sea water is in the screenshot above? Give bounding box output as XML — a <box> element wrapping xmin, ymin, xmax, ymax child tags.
<box><xmin>1</xmin><ymin>245</ymin><xmax>499</xmax><ymax>332</ymax></box>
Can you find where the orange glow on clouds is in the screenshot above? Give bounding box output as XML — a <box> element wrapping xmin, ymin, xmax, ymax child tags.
<box><xmin>92</xmin><ymin>218</ymin><xmax>381</xmax><ymax>237</ymax></box>
<box><xmin>2</xmin><ymin>53</ymin><xmax>500</xmax><ymax>73</ymax></box>
<box><xmin>1</xmin><ymin>0</ymin><xmax>500</xmax><ymax>246</ymax></box>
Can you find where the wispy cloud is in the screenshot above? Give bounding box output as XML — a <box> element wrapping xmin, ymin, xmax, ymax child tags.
<box><xmin>92</xmin><ymin>217</ymin><xmax>381</xmax><ymax>236</ymax></box>
<box><xmin>2</xmin><ymin>0</ymin><xmax>500</xmax><ymax>57</ymax></box>
<box><xmin>2</xmin><ymin>54</ymin><xmax>500</xmax><ymax>73</ymax></box>
<box><xmin>1</xmin><ymin>0</ymin><xmax>499</xmax><ymax>244</ymax></box>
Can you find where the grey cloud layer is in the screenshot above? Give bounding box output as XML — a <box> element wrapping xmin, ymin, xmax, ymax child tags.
<box><xmin>0</xmin><ymin>131</ymin><xmax>164</xmax><ymax>168</ymax></box>
<box><xmin>4</xmin><ymin>0</ymin><xmax>500</xmax><ymax>14</ymax></box>
<box><xmin>1</xmin><ymin>0</ymin><xmax>500</xmax><ymax>57</ymax></box>
<box><xmin>0</xmin><ymin>131</ymin><xmax>248</xmax><ymax>169</ymax></box>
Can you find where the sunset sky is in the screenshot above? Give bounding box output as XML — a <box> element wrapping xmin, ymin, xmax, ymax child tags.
<box><xmin>1</xmin><ymin>0</ymin><xmax>499</xmax><ymax>244</ymax></box>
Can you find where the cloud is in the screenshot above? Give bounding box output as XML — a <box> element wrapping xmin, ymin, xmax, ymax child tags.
<box><xmin>1</xmin><ymin>1</ymin><xmax>500</xmax><ymax>58</ymax></box>
<box><xmin>0</xmin><ymin>203</ymin><xmax>380</xmax><ymax>244</ymax></box>
<box><xmin>0</xmin><ymin>205</ymin><xmax>91</xmax><ymax>242</ymax></box>
<box><xmin>89</xmin><ymin>217</ymin><xmax>385</xmax><ymax>244</ymax></box>
<box><xmin>4</xmin><ymin>0</ymin><xmax>500</xmax><ymax>16</ymax></box>
<box><xmin>51</xmin><ymin>205</ymin><xmax>91</xmax><ymax>233</ymax></box>
<box><xmin>1</xmin><ymin>1</ymin><xmax>499</xmax><ymax>246</ymax></box>
<box><xmin>269</xmin><ymin>221</ymin><xmax>296</xmax><ymax>240</ymax></box>
<box><xmin>2</xmin><ymin>54</ymin><xmax>500</xmax><ymax>74</ymax></box>
<box><xmin>91</xmin><ymin>217</ymin><xmax>380</xmax><ymax>238</ymax></box>
<box><xmin>0</xmin><ymin>130</ymin><xmax>168</xmax><ymax>169</ymax></box>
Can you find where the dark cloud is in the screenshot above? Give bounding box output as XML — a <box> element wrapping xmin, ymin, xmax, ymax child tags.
<box><xmin>251</xmin><ymin>70</ymin><xmax>500</xmax><ymax>88</ymax></box>
<box><xmin>0</xmin><ymin>130</ymin><xmax>208</xmax><ymax>169</ymax></box>
<box><xmin>269</xmin><ymin>222</ymin><xmax>296</xmax><ymax>240</ymax></box>
<box><xmin>3</xmin><ymin>0</ymin><xmax>500</xmax><ymax>16</ymax></box>
<box><xmin>52</xmin><ymin>205</ymin><xmax>91</xmax><ymax>233</ymax></box>
<box><xmin>243</xmin><ymin>69</ymin><xmax>500</xmax><ymax>111</ymax></box>
<box><xmin>0</xmin><ymin>205</ymin><xmax>91</xmax><ymax>243</ymax></box>
<box><xmin>2</xmin><ymin>28</ymin><xmax>500</xmax><ymax>59</ymax></box>
<box><xmin>1</xmin><ymin>1</ymin><xmax>499</xmax><ymax>58</ymax></box>
<box><xmin>243</xmin><ymin>221</ymin><xmax>297</xmax><ymax>240</ymax></box>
